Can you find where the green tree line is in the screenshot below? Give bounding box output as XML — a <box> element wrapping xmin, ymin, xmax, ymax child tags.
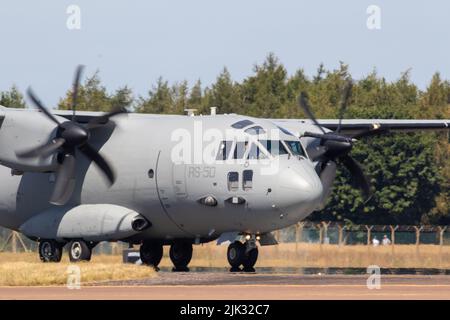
<box><xmin>1</xmin><ymin>54</ymin><xmax>449</xmax><ymax>225</ymax></box>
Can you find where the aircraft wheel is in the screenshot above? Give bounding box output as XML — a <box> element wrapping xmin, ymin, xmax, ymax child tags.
<box><xmin>169</xmin><ymin>241</ymin><xmax>193</xmax><ymax>271</ymax></box>
<box><xmin>68</xmin><ymin>240</ymin><xmax>92</xmax><ymax>262</ymax></box>
<box><xmin>140</xmin><ymin>240</ymin><xmax>163</xmax><ymax>269</ymax></box>
<box><xmin>39</xmin><ymin>240</ymin><xmax>63</xmax><ymax>263</ymax></box>
<box><xmin>243</xmin><ymin>247</ymin><xmax>258</xmax><ymax>271</ymax></box>
<box><xmin>227</xmin><ymin>241</ymin><xmax>246</xmax><ymax>269</ymax></box>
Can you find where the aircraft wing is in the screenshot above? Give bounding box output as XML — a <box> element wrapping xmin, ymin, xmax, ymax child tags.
<box><xmin>52</xmin><ymin>109</ymin><xmax>176</xmax><ymax>123</ymax></box>
<box><xmin>273</xmin><ymin>119</ymin><xmax>450</xmax><ymax>136</ymax></box>
<box><xmin>53</xmin><ymin>109</ymin><xmax>107</xmax><ymax>123</ymax></box>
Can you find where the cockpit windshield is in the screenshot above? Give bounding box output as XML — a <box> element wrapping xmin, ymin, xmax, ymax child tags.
<box><xmin>284</xmin><ymin>140</ymin><xmax>307</xmax><ymax>158</ymax></box>
<box><xmin>258</xmin><ymin>140</ymin><xmax>289</xmax><ymax>156</ymax></box>
<box><xmin>248</xmin><ymin>140</ymin><xmax>289</xmax><ymax>159</ymax></box>
<box><xmin>216</xmin><ymin>139</ymin><xmax>306</xmax><ymax>161</ymax></box>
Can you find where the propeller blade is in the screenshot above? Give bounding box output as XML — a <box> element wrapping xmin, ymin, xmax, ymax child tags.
<box><xmin>318</xmin><ymin>160</ymin><xmax>337</xmax><ymax>207</ymax></box>
<box><xmin>16</xmin><ymin>138</ymin><xmax>65</xmax><ymax>158</ymax></box>
<box><xmin>27</xmin><ymin>88</ymin><xmax>61</xmax><ymax>126</ymax></box>
<box><xmin>340</xmin><ymin>155</ymin><xmax>372</xmax><ymax>201</ymax></box>
<box><xmin>50</xmin><ymin>153</ymin><xmax>76</xmax><ymax>205</ymax></box>
<box><xmin>86</xmin><ymin>107</ymin><xmax>128</xmax><ymax>129</ymax></box>
<box><xmin>298</xmin><ymin>92</ymin><xmax>326</xmax><ymax>134</ymax></box>
<box><xmin>79</xmin><ymin>143</ymin><xmax>115</xmax><ymax>185</ymax></box>
<box><xmin>306</xmin><ymin>145</ymin><xmax>328</xmax><ymax>161</ymax></box>
<box><xmin>336</xmin><ymin>80</ymin><xmax>353</xmax><ymax>133</ymax></box>
<box><xmin>71</xmin><ymin>65</ymin><xmax>84</xmax><ymax>121</ymax></box>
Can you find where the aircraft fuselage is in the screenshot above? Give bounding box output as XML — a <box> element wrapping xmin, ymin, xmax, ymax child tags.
<box><xmin>0</xmin><ymin>111</ymin><xmax>324</xmax><ymax>243</ymax></box>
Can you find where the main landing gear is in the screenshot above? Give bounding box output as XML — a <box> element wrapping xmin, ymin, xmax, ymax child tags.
<box><xmin>39</xmin><ymin>239</ymin><xmax>63</xmax><ymax>262</ymax></box>
<box><xmin>68</xmin><ymin>240</ymin><xmax>96</xmax><ymax>262</ymax></box>
<box><xmin>227</xmin><ymin>239</ymin><xmax>258</xmax><ymax>272</ymax></box>
<box><xmin>139</xmin><ymin>240</ymin><xmax>193</xmax><ymax>271</ymax></box>
<box><xmin>38</xmin><ymin>239</ymin><xmax>96</xmax><ymax>262</ymax></box>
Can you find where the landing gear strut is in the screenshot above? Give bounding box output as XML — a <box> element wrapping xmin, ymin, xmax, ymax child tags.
<box><xmin>227</xmin><ymin>239</ymin><xmax>258</xmax><ymax>272</ymax></box>
<box><xmin>39</xmin><ymin>239</ymin><xmax>63</xmax><ymax>262</ymax></box>
<box><xmin>169</xmin><ymin>241</ymin><xmax>193</xmax><ymax>272</ymax></box>
<box><xmin>68</xmin><ymin>240</ymin><xmax>94</xmax><ymax>262</ymax></box>
<box><xmin>140</xmin><ymin>240</ymin><xmax>163</xmax><ymax>269</ymax></box>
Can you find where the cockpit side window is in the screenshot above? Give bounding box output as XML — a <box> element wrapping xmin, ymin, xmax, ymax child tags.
<box><xmin>216</xmin><ymin>141</ymin><xmax>234</xmax><ymax>160</ymax></box>
<box><xmin>247</xmin><ymin>142</ymin><xmax>267</xmax><ymax>160</ymax></box>
<box><xmin>233</xmin><ymin>141</ymin><xmax>248</xmax><ymax>159</ymax></box>
<box><xmin>259</xmin><ymin>140</ymin><xmax>289</xmax><ymax>156</ymax></box>
<box><xmin>284</xmin><ymin>140</ymin><xmax>307</xmax><ymax>158</ymax></box>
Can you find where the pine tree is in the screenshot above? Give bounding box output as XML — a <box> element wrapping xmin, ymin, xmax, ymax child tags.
<box><xmin>136</xmin><ymin>77</ymin><xmax>173</xmax><ymax>114</ymax></box>
<box><xmin>58</xmin><ymin>71</ymin><xmax>129</xmax><ymax>112</ymax></box>
<box><xmin>206</xmin><ymin>67</ymin><xmax>242</xmax><ymax>114</ymax></box>
<box><xmin>0</xmin><ymin>85</ymin><xmax>26</xmax><ymax>108</ymax></box>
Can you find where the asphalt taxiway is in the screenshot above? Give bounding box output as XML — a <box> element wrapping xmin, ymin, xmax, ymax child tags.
<box><xmin>1</xmin><ymin>272</ymin><xmax>450</xmax><ymax>299</ymax></box>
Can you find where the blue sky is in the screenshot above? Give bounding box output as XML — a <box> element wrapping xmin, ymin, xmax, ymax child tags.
<box><xmin>0</xmin><ymin>1</ymin><xmax>449</xmax><ymax>107</ymax></box>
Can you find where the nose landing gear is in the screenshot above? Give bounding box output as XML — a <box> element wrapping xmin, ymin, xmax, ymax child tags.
<box><xmin>227</xmin><ymin>237</ymin><xmax>259</xmax><ymax>272</ymax></box>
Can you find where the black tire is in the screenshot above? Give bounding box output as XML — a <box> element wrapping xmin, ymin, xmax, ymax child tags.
<box><xmin>68</xmin><ymin>240</ymin><xmax>92</xmax><ymax>262</ymax></box>
<box><xmin>140</xmin><ymin>241</ymin><xmax>163</xmax><ymax>267</ymax></box>
<box><xmin>227</xmin><ymin>241</ymin><xmax>246</xmax><ymax>268</ymax></box>
<box><xmin>169</xmin><ymin>241</ymin><xmax>193</xmax><ymax>270</ymax></box>
<box><xmin>39</xmin><ymin>240</ymin><xmax>63</xmax><ymax>263</ymax></box>
<box><xmin>243</xmin><ymin>247</ymin><xmax>258</xmax><ymax>270</ymax></box>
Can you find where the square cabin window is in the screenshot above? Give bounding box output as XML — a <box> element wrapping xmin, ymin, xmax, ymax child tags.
<box><xmin>243</xmin><ymin>170</ymin><xmax>253</xmax><ymax>191</ymax></box>
<box><xmin>227</xmin><ymin>172</ymin><xmax>239</xmax><ymax>191</ymax></box>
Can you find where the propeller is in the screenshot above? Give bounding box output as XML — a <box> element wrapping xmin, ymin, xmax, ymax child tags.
<box><xmin>17</xmin><ymin>65</ymin><xmax>127</xmax><ymax>205</ymax></box>
<box><xmin>298</xmin><ymin>80</ymin><xmax>372</xmax><ymax>201</ymax></box>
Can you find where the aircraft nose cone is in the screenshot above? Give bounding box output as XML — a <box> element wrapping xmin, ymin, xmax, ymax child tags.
<box><xmin>277</xmin><ymin>164</ymin><xmax>323</xmax><ymax>215</ymax></box>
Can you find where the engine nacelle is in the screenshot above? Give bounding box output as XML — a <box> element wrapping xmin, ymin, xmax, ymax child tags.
<box><xmin>19</xmin><ymin>204</ymin><xmax>150</xmax><ymax>241</ymax></box>
<box><xmin>0</xmin><ymin>108</ymin><xmax>60</xmax><ymax>172</ymax></box>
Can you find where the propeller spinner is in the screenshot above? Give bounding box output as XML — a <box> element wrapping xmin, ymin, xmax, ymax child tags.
<box><xmin>17</xmin><ymin>65</ymin><xmax>127</xmax><ymax>205</ymax></box>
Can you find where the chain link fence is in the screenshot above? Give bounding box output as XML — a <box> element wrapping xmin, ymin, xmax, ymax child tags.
<box><xmin>1</xmin><ymin>222</ymin><xmax>449</xmax><ymax>253</ymax></box>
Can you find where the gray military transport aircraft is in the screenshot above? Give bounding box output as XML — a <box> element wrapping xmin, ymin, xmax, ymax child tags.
<box><xmin>0</xmin><ymin>66</ymin><xmax>448</xmax><ymax>271</ymax></box>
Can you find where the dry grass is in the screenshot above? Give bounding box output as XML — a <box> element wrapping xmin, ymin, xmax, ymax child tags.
<box><xmin>0</xmin><ymin>253</ymin><xmax>155</xmax><ymax>286</ymax></box>
<box><xmin>2</xmin><ymin>243</ymin><xmax>450</xmax><ymax>286</ymax></box>
<box><xmin>161</xmin><ymin>243</ymin><xmax>450</xmax><ymax>269</ymax></box>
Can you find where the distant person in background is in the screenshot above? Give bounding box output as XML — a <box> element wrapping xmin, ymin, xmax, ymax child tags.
<box><xmin>382</xmin><ymin>234</ymin><xmax>392</xmax><ymax>245</ymax></box>
<box><xmin>372</xmin><ymin>236</ymin><xmax>380</xmax><ymax>247</ymax></box>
